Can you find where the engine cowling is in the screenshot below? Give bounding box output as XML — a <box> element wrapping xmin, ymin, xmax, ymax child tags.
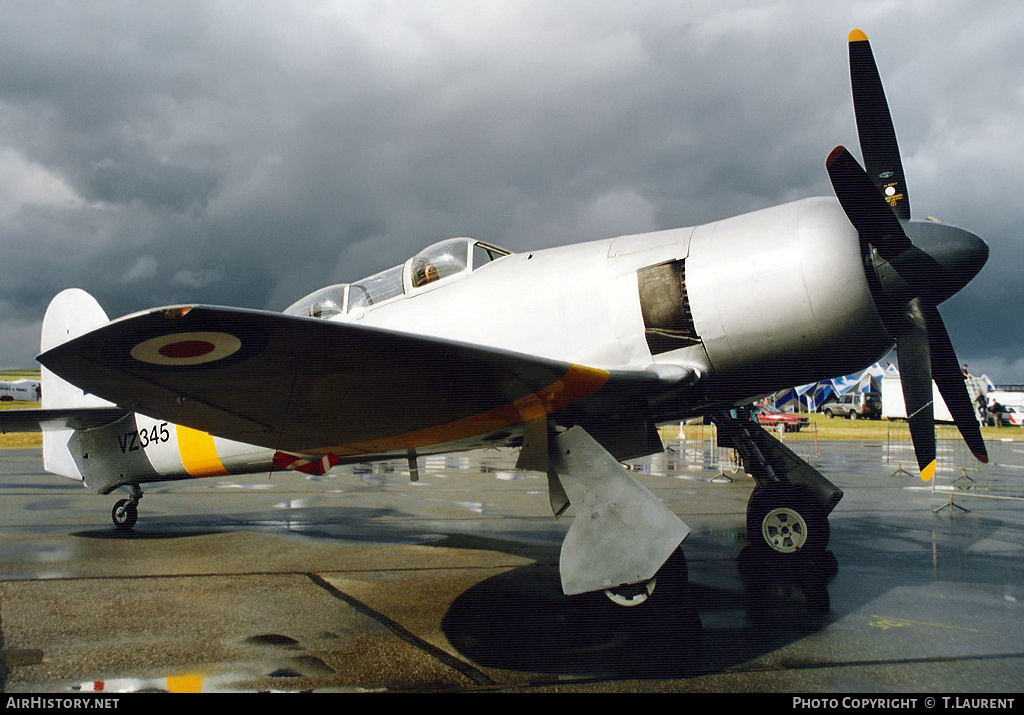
<box><xmin>683</xmin><ymin>196</ymin><xmax>894</xmax><ymax>400</ymax></box>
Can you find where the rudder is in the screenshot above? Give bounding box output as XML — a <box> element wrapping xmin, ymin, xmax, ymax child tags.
<box><xmin>40</xmin><ymin>289</ymin><xmax>116</xmax><ymax>479</ymax></box>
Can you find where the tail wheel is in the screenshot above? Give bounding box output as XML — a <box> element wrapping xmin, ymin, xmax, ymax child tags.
<box><xmin>112</xmin><ymin>498</ymin><xmax>138</xmax><ymax>531</ymax></box>
<box><xmin>746</xmin><ymin>485</ymin><xmax>829</xmax><ymax>554</ymax></box>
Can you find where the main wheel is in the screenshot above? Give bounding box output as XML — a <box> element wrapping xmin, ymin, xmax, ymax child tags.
<box><xmin>604</xmin><ymin>578</ymin><xmax>657</xmax><ymax>607</ymax></box>
<box><xmin>112</xmin><ymin>498</ymin><xmax>138</xmax><ymax>531</ymax></box>
<box><xmin>602</xmin><ymin>547</ymin><xmax>690</xmax><ymax>607</ymax></box>
<box><xmin>746</xmin><ymin>485</ymin><xmax>829</xmax><ymax>554</ymax></box>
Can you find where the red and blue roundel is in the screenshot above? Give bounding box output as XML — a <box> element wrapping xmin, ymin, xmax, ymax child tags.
<box><xmin>130</xmin><ymin>331</ymin><xmax>242</xmax><ymax>366</ymax></box>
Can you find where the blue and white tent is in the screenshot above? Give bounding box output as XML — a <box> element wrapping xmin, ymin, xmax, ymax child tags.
<box><xmin>772</xmin><ymin>362</ymin><xmax>892</xmax><ymax>412</ymax></box>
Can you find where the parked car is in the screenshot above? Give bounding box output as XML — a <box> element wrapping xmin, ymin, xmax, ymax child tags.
<box><xmin>987</xmin><ymin>404</ymin><xmax>1024</xmax><ymax>427</ymax></box>
<box><xmin>754</xmin><ymin>404</ymin><xmax>810</xmax><ymax>432</ymax></box>
<box><xmin>819</xmin><ymin>392</ymin><xmax>881</xmax><ymax>420</ymax></box>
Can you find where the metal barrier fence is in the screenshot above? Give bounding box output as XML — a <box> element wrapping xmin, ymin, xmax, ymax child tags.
<box><xmin>655</xmin><ymin>421</ymin><xmax>1024</xmax><ymax>509</ymax></box>
<box><xmin>653</xmin><ymin>421</ymin><xmax>821</xmax><ymax>481</ymax></box>
<box><xmin>886</xmin><ymin>423</ymin><xmax>1024</xmax><ymax>509</ymax></box>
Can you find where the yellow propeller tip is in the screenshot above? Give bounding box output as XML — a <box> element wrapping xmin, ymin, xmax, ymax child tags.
<box><xmin>849</xmin><ymin>29</ymin><xmax>869</xmax><ymax>43</ymax></box>
<box><xmin>921</xmin><ymin>460</ymin><xmax>937</xmax><ymax>482</ymax></box>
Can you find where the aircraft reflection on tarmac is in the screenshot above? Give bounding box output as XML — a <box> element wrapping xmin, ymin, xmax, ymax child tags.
<box><xmin>62</xmin><ymin>548</ymin><xmax>840</xmax><ymax>689</ymax></box>
<box><xmin>363</xmin><ymin>444</ymin><xmax>844</xmax><ymax>680</ymax></box>
<box><xmin>443</xmin><ymin>548</ymin><xmax>838</xmax><ymax>679</ymax></box>
<box><xmin>5</xmin><ymin>435</ymin><xmax>1023</xmax><ymax>693</ymax></box>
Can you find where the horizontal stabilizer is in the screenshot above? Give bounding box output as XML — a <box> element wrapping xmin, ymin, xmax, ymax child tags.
<box><xmin>0</xmin><ymin>407</ymin><xmax>130</xmax><ymax>433</ymax></box>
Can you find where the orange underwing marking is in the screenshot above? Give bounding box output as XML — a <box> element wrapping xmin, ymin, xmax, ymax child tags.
<box><xmin>315</xmin><ymin>363</ymin><xmax>610</xmax><ymax>457</ymax></box>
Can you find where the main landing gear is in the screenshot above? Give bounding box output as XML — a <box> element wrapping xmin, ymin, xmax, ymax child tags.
<box><xmin>111</xmin><ymin>484</ymin><xmax>143</xmax><ymax>531</ymax></box>
<box><xmin>519</xmin><ymin>423</ymin><xmax>692</xmax><ymax>609</ymax></box>
<box><xmin>713</xmin><ymin>411</ymin><xmax>842</xmax><ymax>556</ymax></box>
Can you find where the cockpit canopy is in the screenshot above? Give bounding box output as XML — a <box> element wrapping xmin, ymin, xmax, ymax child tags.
<box><xmin>284</xmin><ymin>237</ymin><xmax>511</xmax><ymax>319</ymax></box>
<box><xmin>284</xmin><ymin>284</ymin><xmax>348</xmax><ymax>320</ymax></box>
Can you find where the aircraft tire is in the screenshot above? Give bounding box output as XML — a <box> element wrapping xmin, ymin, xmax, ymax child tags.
<box><xmin>112</xmin><ymin>498</ymin><xmax>138</xmax><ymax>531</ymax></box>
<box><xmin>654</xmin><ymin>547</ymin><xmax>689</xmax><ymax>596</ymax></box>
<box><xmin>746</xmin><ymin>485</ymin><xmax>829</xmax><ymax>555</ymax></box>
<box><xmin>602</xmin><ymin>547</ymin><xmax>689</xmax><ymax>608</ymax></box>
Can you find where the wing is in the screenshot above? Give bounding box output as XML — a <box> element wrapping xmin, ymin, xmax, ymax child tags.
<box><xmin>37</xmin><ymin>305</ymin><xmax>621</xmax><ymax>458</ymax></box>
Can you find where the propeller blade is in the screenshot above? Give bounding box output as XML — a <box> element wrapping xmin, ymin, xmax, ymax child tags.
<box><xmin>849</xmin><ymin>29</ymin><xmax>910</xmax><ymax>220</ymax></box>
<box><xmin>923</xmin><ymin>304</ymin><xmax>989</xmax><ymax>463</ymax></box>
<box><xmin>826</xmin><ymin>146</ymin><xmax>911</xmax><ymax>258</ymax></box>
<box><xmin>896</xmin><ymin>298</ymin><xmax>937</xmax><ymax>480</ymax></box>
<box><xmin>833</xmin><ymin>31</ymin><xmax>989</xmax><ymax>475</ymax></box>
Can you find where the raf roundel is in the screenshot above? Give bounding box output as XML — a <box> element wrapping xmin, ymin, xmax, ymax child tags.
<box><xmin>130</xmin><ymin>331</ymin><xmax>243</xmax><ymax>366</ymax></box>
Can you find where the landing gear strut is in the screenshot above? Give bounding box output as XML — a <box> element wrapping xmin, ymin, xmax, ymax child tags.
<box><xmin>713</xmin><ymin>411</ymin><xmax>841</xmax><ymax>555</ymax></box>
<box><xmin>111</xmin><ymin>484</ymin><xmax>143</xmax><ymax>531</ymax></box>
<box><xmin>519</xmin><ymin>423</ymin><xmax>690</xmax><ymax>603</ymax></box>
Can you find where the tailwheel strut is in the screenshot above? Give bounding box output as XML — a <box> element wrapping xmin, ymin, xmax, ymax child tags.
<box><xmin>111</xmin><ymin>484</ymin><xmax>143</xmax><ymax>531</ymax></box>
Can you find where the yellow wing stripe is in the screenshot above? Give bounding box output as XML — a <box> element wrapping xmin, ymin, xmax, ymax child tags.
<box><xmin>177</xmin><ymin>424</ymin><xmax>230</xmax><ymax>477</ymax></box>
<box><xmin>319</xmin><ymin>363</ymin><xmax>610</xmax><ymax>457</ymax></box>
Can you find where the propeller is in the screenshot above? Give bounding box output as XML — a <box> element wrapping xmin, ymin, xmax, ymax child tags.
<box><xmin>825</xmin><ymin>30</ymin><xmax>989</xmax><ymax>481</ymax></box>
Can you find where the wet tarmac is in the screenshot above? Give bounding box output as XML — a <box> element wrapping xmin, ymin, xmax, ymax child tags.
<box><xmin>1</xmin><ymin>437</ymin><xmax>1022</xmax><ymax>694</ymax></box>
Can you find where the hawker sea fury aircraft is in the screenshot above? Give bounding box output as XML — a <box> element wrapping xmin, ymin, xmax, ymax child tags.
<box><xmin>1</xmin><ymin>31</ymin><xmax>990</xmax><ymax>605</ymax></box>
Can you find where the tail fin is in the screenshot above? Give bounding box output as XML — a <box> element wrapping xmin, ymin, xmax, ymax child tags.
<box><xmin>41</xmin><ymin>289</ymin><xmax>116</xmax><ymax>479</ymax></box>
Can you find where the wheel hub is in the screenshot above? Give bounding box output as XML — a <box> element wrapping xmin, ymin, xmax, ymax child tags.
<box><xmin>761</xmin><ymin>507</ymin><xmax>808</xmax><ymax>553</ymax></box>
<box><xmin>604</xmin><ymin>577</ymin><xmax>657</xmax><ymax>606</ymax></box>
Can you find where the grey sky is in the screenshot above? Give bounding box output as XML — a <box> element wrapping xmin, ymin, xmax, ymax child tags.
<box><xmin>0</xmin><ymin>1</ymin><xmax>1021</xmax><ymax>382</ymax></box>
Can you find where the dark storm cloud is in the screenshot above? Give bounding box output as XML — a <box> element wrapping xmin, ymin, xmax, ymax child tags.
<box><xmin>0</xmin><ymin>1</ymin><xmax>1020</xmax><ymax>381</ymax></box>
